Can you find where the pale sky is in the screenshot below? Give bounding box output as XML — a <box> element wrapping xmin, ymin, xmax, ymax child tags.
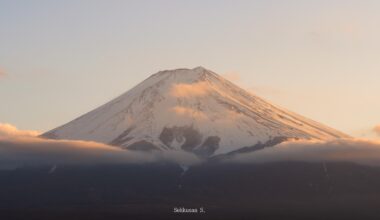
<box><xmin>0</xmin><ymin>0</ymin><xmax>379</xmax><ymax>138</ymax></box>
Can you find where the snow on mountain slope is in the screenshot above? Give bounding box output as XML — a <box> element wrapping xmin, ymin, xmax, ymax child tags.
<box><xmin>43</xmin><ymin>67</ymin><xmax>349</xmax><ymax>156</ymax></box>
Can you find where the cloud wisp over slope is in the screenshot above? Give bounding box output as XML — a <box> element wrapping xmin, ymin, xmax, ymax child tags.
<box><xmin>373</xmin><ymin>125</ymin><xmax>380</xmax><ymax>136</ymax></box>
<box><xmin>228</xmin><ymin>138</ymin><xmax>380</xmax><ymax>166</ymax></box>
<box><xmin>2</xmin><ymin>123</ymin><xmax>380</xmax><ymax>169</ymax></box>
<box><xmin>0</xmin><ymin>123</ymin><xmax>200</xmax><ymax>170</ymax></box>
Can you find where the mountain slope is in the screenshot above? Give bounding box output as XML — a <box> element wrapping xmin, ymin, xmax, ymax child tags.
<box><xmin>43</xmin><ymin>67</ymin><xmax>349</xmax><ymax>156</ymax></box>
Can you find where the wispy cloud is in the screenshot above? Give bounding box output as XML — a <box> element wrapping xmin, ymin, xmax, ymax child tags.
<box><xmin>171</xmin><ymin>106</ymin><xmax>207</xmax><ymax>120</ymax></box>
<box><xmin>373</xmin><ymin>125</ymin><xmax>380</xmax><ymax>136</ymax></box>
<box><xmin>227</xmin><ymin>138</ymin><xmax>380</xmax><ymax>167</ymax></box>
<box><xmin>306</xmin><ymin>19</ymin><xmax>361</xmax><ymax>46</ymax></box>
<box><xmin>0</xmin><ymin>137</ymin><xmax>155</xmax><ymax>169</ymax></box>
<box><xmin>0</xmin><ymin>123</ymin><xmax>41</xmax><ymax>138</ymax></box>
<box><xmin>0</xmin><ymin>123</ymin><xmax>200</xmax><ymax>170</ymax></box>
<box><xmin>170</xmin><ymin>82</ymin><xmax>210</xmax><ymax>98</ymax></box>
<box><xmin>0</xmin><ymin>68</ymin><xmax>6</xmax><ymax>79</ymax></box>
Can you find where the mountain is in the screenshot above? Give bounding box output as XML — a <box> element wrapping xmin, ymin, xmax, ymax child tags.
<box><xmin>43</xmin><ymin>67</ymin><xmax>348</xmax><ymax>157</ymax></box>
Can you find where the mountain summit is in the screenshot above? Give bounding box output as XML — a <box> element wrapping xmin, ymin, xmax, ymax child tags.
<box><xmin>43</xmin><ymin>67</ymin><xmax>348</xmax><ymax>156</ymax></box>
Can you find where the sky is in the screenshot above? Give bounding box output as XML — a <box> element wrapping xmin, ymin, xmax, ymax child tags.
<box><xmin>0</xmin><ymin>0</ymin><xmax>379</xmax><ymax>138</ymax></box>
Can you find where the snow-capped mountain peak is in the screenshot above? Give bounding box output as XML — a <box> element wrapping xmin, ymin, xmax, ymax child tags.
<box><xmin>43</xmin><ymin>67</ymin><xmax>349</xmax><ymax>157</ymax></box>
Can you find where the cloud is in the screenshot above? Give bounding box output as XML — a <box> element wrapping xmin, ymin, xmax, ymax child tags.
<box><xmin>227</xmin><ymin>138</ymin><xmax>380</xmax><ymax>167</ymax></box>
<box><xmin>0</xmin><ymin>137</ymin><xmax>154</xmax><ymax>169</ymax></box>
<box><xmin>373</xmin><ymin>125</ymin><xmax>380</xmax><ymax>136</ymax></box>
<box><xmin>171</xmin><ymin>106</ymin><xmax>207</xmax><ymax>120</ymax></box>
<box><xmin>170</xmin><ymin>82</ymin><xmax>210</xmax><ymax>98</ymax></box>
<box><xmin>0</xmin><ymin>136</ymin><xmax>200</xmax><ymax>170</ymax></box>
<box><xmin>0</xmin><ymin>123</ymin><xmax>41</xmax><ymax>138</ymax></box>
<box><xmin>307</xmin><ymin>20</ymin><xmax>359</xmax><ymax>43</ymax></box>
<box><xmin>0</xmin><ymin>124</ymin><xmax>200</xmax><ymax>170</ymax></box>
<box><xmin>0</xmin><ymin>68</ymin><xmax>6</xmax><ymax>79</ymax></box>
